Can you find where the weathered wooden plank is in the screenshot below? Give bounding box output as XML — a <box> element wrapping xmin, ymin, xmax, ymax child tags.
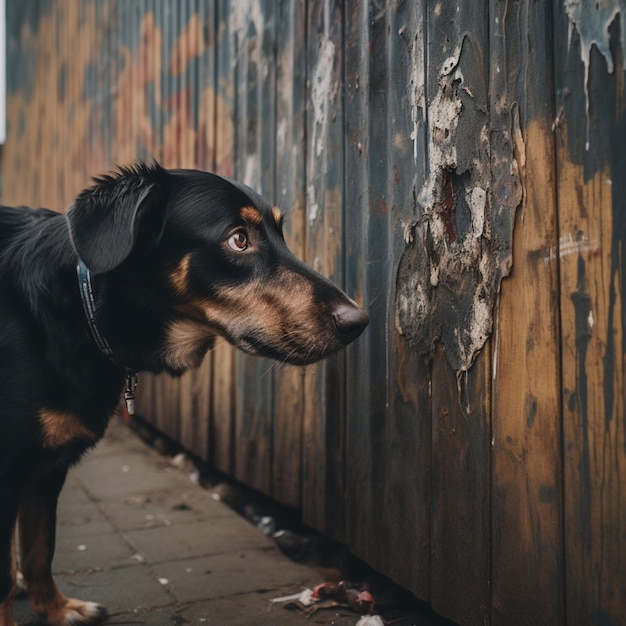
<box><xmin>430</xmin><ymin>349</ymin><xmax>490</xmax><ymax>625</ymax></box>
<box><xmin>133</xmin><ymin>0</ymin><xmax>158</xmax><ymax>424</ymax></box>
<box><xmin>489</xmin><ymin>2</ymin><xmax>564</xmax><ymax>624</ymax></box>
<box><xmin>195</xmin><ymin>0</ymin><xmax>214</xmax><ymax>172</ymax></box>
<box><xmin>148</xmin><ymin>0</ymin><xmax>181</xmax><ymax>442</ymax></box>
<box><xmin>211</xmin><ymin>0</ymin><xmax>236</xmax><ymax>474</ymax></box>
<box><xmin>178</xmin><ymin>1</ymin><xmax>213</xmax><ymax>461</ymax></box>
<box><xmin>554</xmin><ymin>2</ymin><xmax>626</xmax><ymax>622</ymax></box>
<box><xmin>175</xmin><ymin>1</ymin><xmax>206</xmax><ymax>459</ymax></box>
<box><xmin>343</xmin><ymin>0</ymin><xmax>431</xmax><ymax>600</ymax></box>
<box><xmin>424</xmin><ymin>2</ymin><xmax>491</xmax><ymax>623</ymax></box>
<box><xmin>232</xmin><ymin>1</ymin><xmax>277</xmax><ymax>495</ymax></box>
<box><xmin>270</xmin><ymin>0</ymin><xmax>307</xmax><ymax>508</ymax></box>
<box><xmin>301</xmin><ymin>0</ymin><xmax>347</xmax><ymax>541</ymax></box>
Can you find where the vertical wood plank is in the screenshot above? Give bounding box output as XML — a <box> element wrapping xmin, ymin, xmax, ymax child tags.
<box><xmin>431</xmin><ymin>350</ymin><xmax>491</xmax><ymax>625</ymax></box>
<box><xmin>427</xmin><ymin>2</ymin><xmax>491</xmax><ymax>623</ymax></box>
<box><xmin>212</xmin><ymin>0</ymin><xmax>236</xmax><ymax>474</ymax></box>
<box><xmin>271</xmin><ymin>0</ymin><xmax>307</xmax><ymax>508</ymax></box>
<box><xmin>301</xmin><ymin>0</ymin><xmax>346</xmax><ymax>541</ymax></box>
<box><xmin>232</xmin><ymin>1</ymin><xmax>277</xmax><ymax>495</ymax></box>
<box><xmin>343</xmin><ymin>0</ymin><xmax>431</xmax><ymax>599</ymax></box>
<box><xmin>150</xmin><ymin>0</ymin><xmax>181</xmax><ymax>442</ymax></box>
<box><xmin>554</xmin><ymin>2</ymin><xmax>626</xmax><ymax>622</ymax></box>
<box><xmin>133</xmin><ymin>0</ymin><xmax>156</xmax><ymax>423</ymax></box>
<box><xmin>178</xmin><ymin>0</ymin><xmax>213</xmax><ymax>461</ymax></box>
<box><xmin>490</xmin><ymin>2</ymin><xmax>564</xmax><ymax>624</ymax></box>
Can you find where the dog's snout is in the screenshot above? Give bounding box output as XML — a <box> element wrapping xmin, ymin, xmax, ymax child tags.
<box><xmin>332</xmin><ymin>301</ymin><xmax>369</xmax><ymax>345</ymax></box>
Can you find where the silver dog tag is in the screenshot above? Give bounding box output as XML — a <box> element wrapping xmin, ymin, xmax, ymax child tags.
<box><xmin>125</xmin><ymin>373</ymin><xmax>138</xmax><ymax>416</ymax></box>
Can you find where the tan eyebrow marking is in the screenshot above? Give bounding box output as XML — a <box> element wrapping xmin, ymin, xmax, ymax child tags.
<box><xmin>240</xmin><ymin>205</ymin><xmax>263</xmax><ymax>225</ymax></box>
<box><xmin>271</xmin><ymin>206</ymin><xmax>284</xmax><ymax>226</ymax></box>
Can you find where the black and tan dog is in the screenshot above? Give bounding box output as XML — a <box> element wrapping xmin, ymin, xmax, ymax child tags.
<box><xmin>0</xmin><ymin>163</ymin><xmax>368</xmax><ymax>626</ymax></box>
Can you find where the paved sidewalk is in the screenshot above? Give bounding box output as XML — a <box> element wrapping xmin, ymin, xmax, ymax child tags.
<box><xmin>13</xmin><ymin>417</ymin><xmax>445</xmax><ymax>626</ymax></box>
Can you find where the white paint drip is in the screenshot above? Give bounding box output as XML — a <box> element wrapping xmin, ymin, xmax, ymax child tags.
<box><xmin>564</xmin><ymin>0</ymin><xmax>626</xmax><ymax>150</ymax></box>
<box><xmin>307</xmin><ymin>183</ymin><xmax>318</xmax><ymax>224</ymax></box>
<box><xmin>406</xmin><ymin>21</ymin><xmax>426</xmax><ymax>161</ymax></box>
<box><xmin>310</xmin><ymin>39</ymin><xmax>337</xmax><ymax>159</ymax></box>
<box><xmin>277</xmin><ymin>118</ymin><xmax>288</xmax><ymax>155</ymax></box>
<box><xmin>243</xmin><ymin>154</ymin><xmax>258</xmax><ymax>189</ymax></box>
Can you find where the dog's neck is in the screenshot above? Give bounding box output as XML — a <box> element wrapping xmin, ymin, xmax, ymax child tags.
<box><xmin>76</xmin><ymin>257</ymin><xmax>138</xmax><ymax>415</ymax></box>
<box><xmin>76</xmin><ymin>258</ymin><xmax>115</xmax><ymax>359</ymax></box>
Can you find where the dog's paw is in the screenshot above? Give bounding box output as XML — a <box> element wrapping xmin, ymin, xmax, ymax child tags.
<box><xmin>15</xmin><ymin>570</ymin><xmax>28</xmax><ymax>598</ymax></box>
<box><xmin>43</xmin><ymin>597</ymin><xmax>108</xmax><ymax>626</ymax></box>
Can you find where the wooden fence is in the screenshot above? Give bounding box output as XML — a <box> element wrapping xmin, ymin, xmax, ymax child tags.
<box><xmin>3</xmin><ymin>1</ymin><xmax>625</xmax><ymax>624</ymax></box>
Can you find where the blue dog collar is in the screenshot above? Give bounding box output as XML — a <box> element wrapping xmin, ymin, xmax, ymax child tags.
<box><xmin>76</xmin><ymin>258</ymin><xmax>138</xmax><ymax>416</ymax></box>
<box><xmin>76</xmin><ymin>257</ymin><xmax>114</xmax><ymax>359</ymax></box>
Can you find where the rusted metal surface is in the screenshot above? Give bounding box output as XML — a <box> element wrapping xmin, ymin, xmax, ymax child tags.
<box><xmin>3</xmin><ymin>1</ymin><xmax>625</xmax><ymax>624</ymax></box>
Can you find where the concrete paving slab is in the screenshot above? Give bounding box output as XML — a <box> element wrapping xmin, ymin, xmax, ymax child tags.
<box><xmin>152</xmin><ymin>548</ymin><xmax>319</xmax><ymax>604</ymax></box>
<box><xmin>77</xmin><ymin>455</ymin><xmax>187</xmax><ymax>501</ymax></box>
<box><xmin>122</xmin><ymin>516</ymin><xmax>270</xmax><ymax>564</ymax></box>
<box><xmin>54</xmin><ymin>567</ymin><xmax>175</xmax><ymax>615</ymax></box>
<box><xmin>53</xmin><ymin>527</ymin><xmax>138</xmax><ymax>573</ymax></box>
<box><xmin>99</xmin><ymin>486</ymin><xmax>232</xmax><ymax>531</ymax></box>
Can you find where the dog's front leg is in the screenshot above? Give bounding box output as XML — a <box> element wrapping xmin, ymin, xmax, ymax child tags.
<box><xmin>0</xmin><ymin>529</ymin><xmax>17</xmax><ymax>626</ymax></box>
<box><xmin>0</xmin><ymin>481</ymin><xmax>24</xmax><ymax>626</ymax></box>
<box><xmin>19</xmin><ymin>467</ymin><xmax>107</xmax><ymax>626</ymax></box>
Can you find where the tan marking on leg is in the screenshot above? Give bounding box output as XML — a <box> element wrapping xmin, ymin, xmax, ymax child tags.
<box><xmin>0</xmin><ymin>529</ymin><xmax>17</xmax><ymax>626</ymax></box>
<box><xmin>169</xmin><ymin>253</ymin><xmax>191</xmax><ymax>295</ymax></box>
<box><xmin>20</xmin><ymin>504</ymin><xmax>105</xmax><ymax>625</ymax></box>
<box><xmin>240</xmin><ymin>205</ymin><xmax>263</xmax><ymax>225</ymax></box>
<box><xmin>38</xmin><ymin>410</ymin><xmax>95</xmax><ymax>449</ymax></box>
<box><xmin>0</xmin><ymin>597</ymin><xmax>15</xmax><ymax>626</ymax></box>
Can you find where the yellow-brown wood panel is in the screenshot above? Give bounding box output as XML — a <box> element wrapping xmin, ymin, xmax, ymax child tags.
<box><xmin>557</xmin><ymin>138</ymin><xmax>626</xmax><ymax>624</ymax></box>
<box><xmin>489</xmin><ymin>2</ymin><xmax>564</xmax><ymax>623</ymax></box>
<box><xmin>491</xmin><ymin>118</ymin><xmax>564</xmax><ymax>624</ymax></box>
<box><xmin>554</xmin><ymin>4</ymin><xmax>626</xmax><ymax>622</ymax></box>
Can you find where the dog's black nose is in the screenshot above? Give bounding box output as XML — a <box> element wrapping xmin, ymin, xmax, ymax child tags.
<box><xmin>332</xmin><ymin>301</ymin><xmax>369</xmax><ymax>344</ymax></box>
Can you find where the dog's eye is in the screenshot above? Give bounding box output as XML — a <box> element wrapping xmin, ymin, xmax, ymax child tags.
<box><xmin>227</xmin><ymin>230</ymin><xmax>249</xmax><ymax>251</ymax></box>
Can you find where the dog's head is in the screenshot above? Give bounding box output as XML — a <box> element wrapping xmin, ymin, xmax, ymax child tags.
<box><xmin>67</xmin><ymin>163</ymin><xmax>368</xmax><ymax>373</ymax></box>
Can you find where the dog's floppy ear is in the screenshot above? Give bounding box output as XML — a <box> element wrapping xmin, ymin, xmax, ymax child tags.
<box><xmin>67</xmin><ymin>163</ymin><xmax>168</xmax><ymax>274</ymax></box>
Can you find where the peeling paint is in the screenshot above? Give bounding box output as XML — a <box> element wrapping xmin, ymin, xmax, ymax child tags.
<box><xmin>564</xmin><ymin>0</ymin><xmax>626</xmax><ymax>149</ymax></box>
<box><xmin>230</xmin><ymin>0</ymin><xmax>264</xmax><ymax>54</ymax></box>
<box><xmin>396</xmin><ymin>30</ymin><xmax>522</xmax><ymax>373</ymax></box>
